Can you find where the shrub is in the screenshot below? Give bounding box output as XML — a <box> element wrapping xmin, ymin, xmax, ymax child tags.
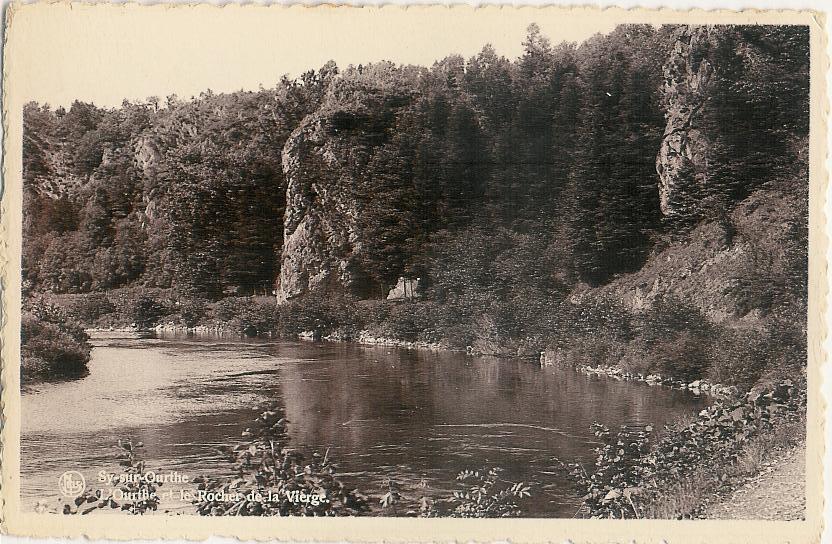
<box><xmin>212</xmin><ymin>297</ymin><xmax>282</xmax><ymax>336</ymax></box>
<box><xmin>442</xmin><ymin>469</ymin><xmax>531</xmax><ymax>518</ymax></box>
<box><xmin>129</xmin><ymin>295</ymin><xmax>168</xmax><ymax>330</ymax></box>
<box><xmin>565</xmin><ymin>423</ymin><xmax>653</xmax><ymax>518</ymax></box>
<box><xmin>563</xmin><ymin>381</ymin><xmax>802</xmax><ymax>518</ymax></box>
<box><xmin>708</xmin><ymin>321</ymin><xmax>806</xmax><ymax>390</ymax></box>
<box><xmin>179</xmin><ymin>298</ymin><xmax>208</xmax><ymax>328</ymax></box>
<box><xmin>276</xmin><ymin>294</ymin><xmax>361</xmax><ymax>338</ymax></box>
<box><xmin>232</xmin><ymin>300</ymin><xmax>279</xmax><ymax>336</ymax></box>
<box><xmin>194</xmin><ymin>405</ymin><xmax>369</xmax><ymax>516</ymax></box>
<box><xmin>58</xmin><ymin>440</ymin><xmax>161</xmax><ymax>515</ymax></box>
<box><xmin>94</xmin><ymin>287</ymin><xmax>174</xmax><ymax>327</ymax></box>
<box><xmin>70</xmin><ymin>293</ymin><xmax>115</xmax><ymax>325</ymax></box>
<box><xmin>557</xmin><ymin>333</ymin><xmax>626</xmax><ymax>369</ymax></box>
<box><xmin>214</xmin><ymin>298</ymin><xmax>242</xmax><ymax>322</ymax></box>
<box><xmin>439</xmin><ymin>322</ymin><xmax>477</xmax><ymax>350</ymax></box>
<box><xmin>621</xmin><ymin>329</ymin><xmax>711</xmax><ymax>381</ymax></box>
<box><xmin>470</xmin><ymin>312</ymin><xmax>532</xmax><ymax>357</ymax></box>
<box><xmin>381</xmin><ymin>468</ymin><xmax>533</xmax><ymax>518</ymax></box>
<box><xmin>21</xmin><ymin>311</ymin><xmax>91</xmax><ymax>383</ymax></box>
<box><xmin>382</xmin><ymin>302</ymin><xmax>442</xmax><ymax>343</ymax></box>
<box><xmin>613</xmin><ymin>298</ymin><xmax>715</xmax><ymax>379</ymax></box>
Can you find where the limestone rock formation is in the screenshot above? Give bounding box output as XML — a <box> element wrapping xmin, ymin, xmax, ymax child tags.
<box><xmin>588</xmin><ymin>181</ymin><xmax>806</xmax><ymax>324</ymax></box>
<box><xmin>133</xmin><ymin>136</ymin><xmax>163</xmax><ymax>222</ymax></box>
<box><xmin>276</xmin><ymin>78</ymin><xmax>414</xmax><ymax>302</ymax></box>
<box><xmin>656</xmin><ymin>26</ymin><xmax>714</xmax><ymax>220</ymax></box>
<box><xmin>276</xmin><ymin>113</ymin><xmax>360</xmax><ymax>302</ymax></box>
<box><xmin>133</xmin><ymin>136</ymin><xmax>161</xmax><ymax>175</ymax></box>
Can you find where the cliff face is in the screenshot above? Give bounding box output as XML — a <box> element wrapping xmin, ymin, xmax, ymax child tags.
<box><xmin>584</xmin><ymin>24</ymin><xmax>808</xmax><ymax>326</ymax></box>
<box><xmin>655</xmin><ymin>26</ymin><xmax>714</xmax><ymax>220</ymax></box>
<box><xmin>23</xmin><ymin>134</ymin><xmax>86</xmax><ymax>200</ymax></box>
<box><xmin>277</xmin><ymin>112</ymin><xmax>361</xmax><ymax>302</ymax></box>
<box><xmin>24</xmin><ymin>129</ymin><xmax>159</xmax><ymax>203</ymax></box>
<box><xmin>133</xmin><ymin>136</ymin><xmax>163</xmax><ymax>223</ymax></box>
<box><xmin>276</xmin><ymin>80</ymin><xmax>413</xmax><ymax>301</ymax></box>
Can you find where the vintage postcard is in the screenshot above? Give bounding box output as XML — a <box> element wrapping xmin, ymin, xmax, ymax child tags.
<box><xmin>0</xmin><ymin>3</ymin><xmax>827</xmax><ymax>543</ymax></box>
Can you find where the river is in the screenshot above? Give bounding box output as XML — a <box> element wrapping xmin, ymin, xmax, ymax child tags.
<box><xmin>21</xmin><ymin>331</ymin><xmax>709</xmax><ymax>517</ymax></box>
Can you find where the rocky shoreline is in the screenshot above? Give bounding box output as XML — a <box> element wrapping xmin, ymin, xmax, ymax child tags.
<box><xmin>540</xmin><ymin>350</ymin><xmax>738</xmax><ymax>398</ymax></box>
<box><xmin>87</xmin><ymin>323</ymin><xmax>736</xmax><ymax>399</ymax></box>
<box><xmin>573</xmin><ymin>363</ymin><xmax>738</xmax><ymax>398</ymax></box>
<box><xmin>352</xmin><ymin>337</ymin><xmax>737</xmax><ymax>399</ymax></box>
<box><xmin>348</xmin><ymin>331</ymin><xmax>446</xmax><ymax>351</ymax></box>
<box><xmin>87</xmin><ymin>323</ymin><xmax>247</xmax><ymax>336</ymax></box>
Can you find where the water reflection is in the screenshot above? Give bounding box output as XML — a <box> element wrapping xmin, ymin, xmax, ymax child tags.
<box><xmin>21</xmin><ymin>332</ymin><xmax>708</xmax><ymax>517</ymax></box>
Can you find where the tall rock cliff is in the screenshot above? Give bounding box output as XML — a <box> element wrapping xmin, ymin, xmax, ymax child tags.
<box><xmin>276</xmin><ymin>75</ymin><xmax>414</xmax><ymax>301</ymax></box>
<box><xmin>587</xmin><ymin>24</ymin><xmax>809</xmax><ymax>324</ymax></box>
<box><xmin>655</xmin><ymin>26</ymin><xmax>714</xmax><ymax>221</ymax></box>
<box><xmin>133</xmin><ymin>135</ymin><xmax>162</xmax><ymax>223</ymax></box>
<box><xmin>277</xmin><ymin>112</ymin><xmax>361</xmax><ymax>302</ymax></box>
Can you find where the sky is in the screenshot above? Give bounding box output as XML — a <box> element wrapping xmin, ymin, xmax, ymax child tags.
<box><xmin>9</xmin><ymin>4</ymin><xmax>618</xmax><ymax>108</ymax></box>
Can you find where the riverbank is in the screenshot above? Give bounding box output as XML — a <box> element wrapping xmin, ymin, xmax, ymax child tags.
<box><xmin>29</xmin><ymin>286</ymin><xmax>805</xmax><ymax>397</ymax></box>
<box><xmin>564</xmin><ymin>379</ymin><xmax>805</xmax><ymax>519</ymax></box>
<box><xmin>146</xmin><ymin>322</ymin><xmax>449</xmax><ymax>351</ymax></box>
<box><xmin>69</xmin><ymin>290</ymin><xmax>774</xmax><ymax>403</ymax></box>
<box><xmin>21</xmin><ymin>303</ymin><xmax>92</xmax><ymax>385</ymax></box>
<box><xmin>107</xmin><ymin>321</ymin><xmax>733</xmax><ymax>401</ymax></box>
<box><xmin>570</xmin><ymin>363</ymin><xmax>739</xmax><ymax>398</ymax></box>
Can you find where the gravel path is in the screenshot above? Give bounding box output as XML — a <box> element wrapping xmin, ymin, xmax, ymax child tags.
<box><xmin>704</xmin><ymin>444</ymin><xmax>805</xmax><ymax>520</ymax></box>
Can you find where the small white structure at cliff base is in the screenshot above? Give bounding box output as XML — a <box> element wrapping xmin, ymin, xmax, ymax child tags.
<box><xmin>387</xmin><ymin>277</ymin><xmax>422</xmax><ymax>301</ymax></box>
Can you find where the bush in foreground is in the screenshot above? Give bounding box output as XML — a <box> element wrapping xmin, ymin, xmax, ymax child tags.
<box><xmin>194</xmin><ymin>406</ymin><xmax>370</xmax><ymax>516</ymax></box>
<box><xmin>563</xmin><ymin>380</ymin><xmax>803</xmax><ymax>519</ymax></box>
<box><xmin>21</xmin><ymin>308</ymin><xmax>91</xmax><ymax>384</ymax></box>
<box><xmin>193</xmin><ymin>406</ymin><xmax>532</xmax><ymax>518</ymax></box>
<box><xmin>57</xmin><ymin>440</ymin><xmax>161</xmax><ymax>515</ymax></box>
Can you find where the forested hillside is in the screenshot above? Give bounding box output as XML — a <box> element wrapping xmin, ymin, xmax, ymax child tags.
<box><xmin>23</xmin><ymin>24</ymin><xmax>809</xmax><ymax>389</ymax></box>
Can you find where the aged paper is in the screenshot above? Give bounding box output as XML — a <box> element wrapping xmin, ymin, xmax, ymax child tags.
<box><xmin>1</xmin><ymin>3</ymin><xmax>827</xmax><ymax>542</ymax></box>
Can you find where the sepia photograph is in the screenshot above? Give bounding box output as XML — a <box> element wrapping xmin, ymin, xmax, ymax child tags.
<box><xmin>0</xmin><ymin>4</ymin><xmax>825</xmax><ymax>543</ymax></box>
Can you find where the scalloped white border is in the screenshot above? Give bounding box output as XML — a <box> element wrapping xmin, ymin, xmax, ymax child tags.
<box><xmin>0</xmin><ymin>4</ymin><xmax>827</xmax><ymax>543</ymax></box>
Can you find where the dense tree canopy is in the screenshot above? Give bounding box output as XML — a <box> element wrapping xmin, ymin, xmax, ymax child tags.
<box><xmin>23</xmin><ymin>24</ymin><xmax>809</xmax><ymax>300</ymax></box>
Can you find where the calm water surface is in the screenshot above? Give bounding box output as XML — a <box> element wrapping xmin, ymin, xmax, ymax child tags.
<box><xmin>21</xmin><ymin>332</ymin><xmax>709</xmax><ymax>517</ymax></box>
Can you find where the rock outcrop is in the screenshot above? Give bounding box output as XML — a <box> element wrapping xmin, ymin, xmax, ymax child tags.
<box><xmin>276</xmin><ymin>76</ymin><xmax>414</xmax><ymax>302</ymax></box>
<box><xmin>133</xmin><ymin>136</ymin><xmax>161</xmax><ymax>175</ymax></box>
<box><xmin>656</xmin><ymin>26</ymin><xmax>715</xmax><ymax>220</ymax></box>
<box><xmin>25</xmin><ymin>141</ymin><xmax>86</xmax><ymax>200</ymax></box>
<box><xmin>133</xmin><ymin>136</ymin><xmax>163</xmax><ymax>223</ymax></box>
<box><xmin>386</xmin><ymin>277</ymin><xmax>422</xmax><ymax>301</ymax></box>
<box><xmin>276</xmin><ymin>112</ymin><xmax>358</xmax><ymax>302</ymax></box>
<box><xmin>584</xmin><ymin>180</ymin><xmax>806</xmax><ymax>324</ymax></box>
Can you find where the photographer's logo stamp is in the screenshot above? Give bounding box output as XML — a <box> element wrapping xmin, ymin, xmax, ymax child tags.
<box><xmin>58</xmin><ymin>470</ymin><xmax>86</xmax><ymax>497</ymax></box>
